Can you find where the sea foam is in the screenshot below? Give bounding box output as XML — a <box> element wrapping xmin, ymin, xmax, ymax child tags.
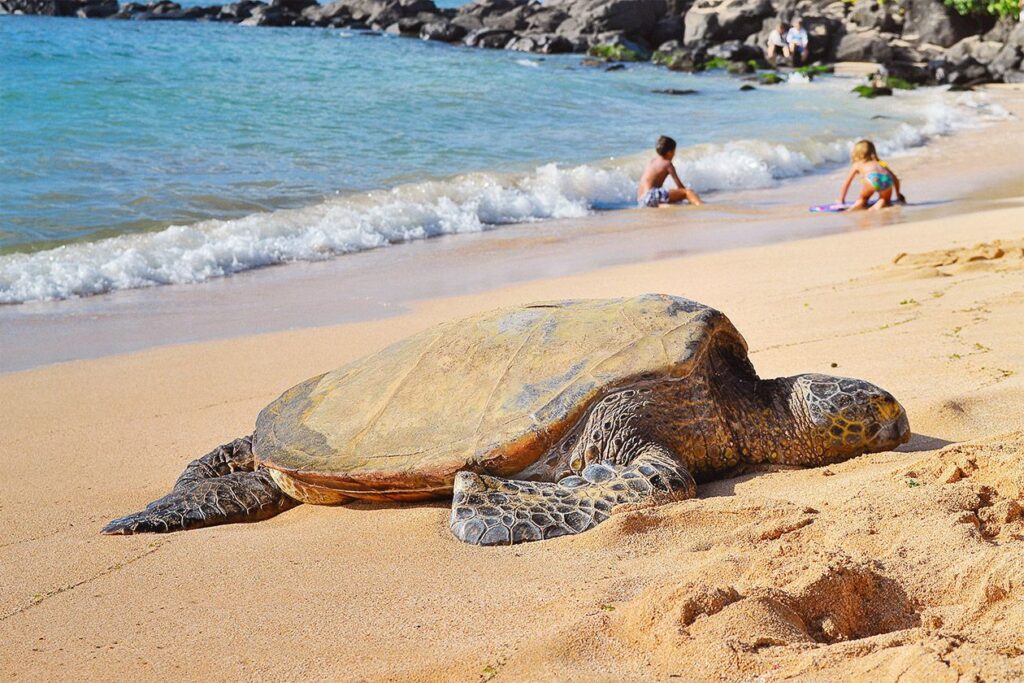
<box><xmin>0</xmin><ymin>91</ymin><xmax>1005</xmax><ymax>305</ymax></box>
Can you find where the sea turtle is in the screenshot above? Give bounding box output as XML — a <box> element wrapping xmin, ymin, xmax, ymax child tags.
<box><xmin>103</xmin><ymin>294</ymin><xmax>910</xmax><ymax>545</ymax></box>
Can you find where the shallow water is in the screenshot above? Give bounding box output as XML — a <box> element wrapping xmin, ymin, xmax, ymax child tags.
<box><xmin>0</xmin><ymin>14</ymin><xmax>1006</xmax><ymax>303</ymax></box>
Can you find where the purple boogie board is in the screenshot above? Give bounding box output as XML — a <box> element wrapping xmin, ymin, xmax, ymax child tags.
<box><xmin>809</xmin><ymin>198</ymin><xmax>879</xmax><ymax>212</ymax></box>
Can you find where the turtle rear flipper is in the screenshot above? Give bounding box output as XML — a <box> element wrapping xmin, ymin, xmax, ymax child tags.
<box><xmin>102</xmin><ymin>437</ymin><xmax>297</xmax><ymax>534</ymax></box>
<box><xmin>449</xmin><ymin>444</ymin><xmax>696</xmax><ymax>546</ymax></box>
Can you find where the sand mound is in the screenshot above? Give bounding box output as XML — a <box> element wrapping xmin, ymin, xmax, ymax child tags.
<box><xmin>587</xmin><ymin>432</ymin><xmax>1024</xmax><ymax>680</ymax></box>
<box><xmin>892</xmin><ymin>239</ymin><xmax>1024</xmax><ymax>276</ymax></box>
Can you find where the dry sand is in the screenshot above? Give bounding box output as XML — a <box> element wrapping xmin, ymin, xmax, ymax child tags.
<box><xmin>4</xmin><ymin>96</ymin><xmax>1024</xmax><ymax>682</ymax></box>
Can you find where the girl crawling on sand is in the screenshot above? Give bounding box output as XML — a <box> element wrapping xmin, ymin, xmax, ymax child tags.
<box><xmin>838</xmin><ymin>139</ymin><xmax>904</xmax><ymax>211</ymax></box>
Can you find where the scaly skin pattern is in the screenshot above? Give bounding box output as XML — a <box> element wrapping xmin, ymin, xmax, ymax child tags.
<box><xmin>450</xmin><ymin>346</ymin><xmax>909</xmax><ymax>545</ymax></box>
<box><xmin>450</xmin><ymin>445</ymin><xmax>697</xmax><ymax>545</ymax></box>
<box><xmin>103</xmin><ymin>348</ymin><xmax>909</xmax><ymax>541</ymax></box>
<box><xmin>102</xmin><ymin>438</ymin><xmax>297</xmax><ymax>534</ymax></box>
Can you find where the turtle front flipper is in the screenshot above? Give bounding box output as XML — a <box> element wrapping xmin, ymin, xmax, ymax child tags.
<box><xmin>449</xmin><ymin>445</ymin><xmax>696</xmax><ymax>546</ymax></box>
<box><xmin>102</xmin><ymin>437</ymin><xmax>297</xmax><ymax>534</ymax></box>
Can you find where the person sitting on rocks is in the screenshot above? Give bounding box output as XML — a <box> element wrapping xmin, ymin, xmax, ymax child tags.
<box><xmin>637</xmin><ymin>136</ymin><xmax>704</xmax><ymax>209</ymax></box>
<box><xmin>786</xmin><ymin>17</ymin><xmax>809</xmax><ymax>66</ymax></box>
<box><xmin>766</xmin><ymin>22</ymin><xmax>789</xmax><ymax>64</ymax></box>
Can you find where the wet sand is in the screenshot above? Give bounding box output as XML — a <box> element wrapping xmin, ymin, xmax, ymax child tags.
<box><xmin>2</xmin><ymin>87</ymin><xmax>1024</xmax><ymax>681</ymax></box>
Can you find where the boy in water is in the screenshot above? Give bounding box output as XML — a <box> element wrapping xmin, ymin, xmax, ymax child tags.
<box><xmin>637</xmin><ymin>136</ymin><xmax>704</xmax><ymax>208</ymax></box>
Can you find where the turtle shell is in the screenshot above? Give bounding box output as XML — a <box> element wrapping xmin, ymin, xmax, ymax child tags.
<box><xmin>254</xmin><ymin>294</ymin><xmax>747</xmax><ymax>500</ymax></box>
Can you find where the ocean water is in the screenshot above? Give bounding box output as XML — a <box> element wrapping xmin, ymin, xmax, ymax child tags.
<box><xmin>0</xmin><ymin>15</ymin><xmax>1006</xmax><ymax>304</ymax></box>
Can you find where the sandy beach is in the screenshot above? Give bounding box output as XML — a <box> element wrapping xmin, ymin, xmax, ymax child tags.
<box><xmin>4</xmin><ymin>88</ymin><xmax>1024</xmax><ymax>681</ymax></box>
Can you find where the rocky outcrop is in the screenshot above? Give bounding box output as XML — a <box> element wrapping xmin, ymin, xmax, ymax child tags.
<box><xmin>2</xmin><ymin>0</ymin><xmax>1021</xmax><ymax>85</ymax></box>
<box><xmin>683</xmin><ymin>0</ymin><xmax>772</xmax><ymax>46</ymax></box>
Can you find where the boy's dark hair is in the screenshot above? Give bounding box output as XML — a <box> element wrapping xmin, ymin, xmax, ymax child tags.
<box><xmin>655</xmin><ymin>135</ymin><xmax>676</xmax><ymax>157</ymax></box>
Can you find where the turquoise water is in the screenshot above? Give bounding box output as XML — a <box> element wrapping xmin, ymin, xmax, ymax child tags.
<box><xmin>0</xmin><ymin>15</ymin><xmax>995</xmax><ymax>302</ymax></box>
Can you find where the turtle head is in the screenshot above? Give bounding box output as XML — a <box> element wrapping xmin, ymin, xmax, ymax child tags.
<box><xmin>785</xmin><ymin>373</ymin><xmax>910</xmax><ymax>465</ymax></box>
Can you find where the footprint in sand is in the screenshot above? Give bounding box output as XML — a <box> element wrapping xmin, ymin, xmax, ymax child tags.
<box><xmin>892</xmin><ymin>239</ymin><xmax>1024</xmax><ymax>276</ymax></box>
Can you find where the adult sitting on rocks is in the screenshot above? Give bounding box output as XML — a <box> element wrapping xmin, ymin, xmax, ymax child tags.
<box><xmin>766</xmin><ymin>22</ymin><xmax>789</xmax><ymax>64</ymax></box>
<box><xmin>786</xmin><ymin>17</ymin><xmax>809</xmax><ymax>66</ymax></box>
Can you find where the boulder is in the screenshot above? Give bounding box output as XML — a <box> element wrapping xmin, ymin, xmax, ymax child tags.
<box><xmin>902</xmin><ymin>0</ymin><xmax>992</xmax><ymax>48</ymax></box>
<box><xmin>650</xmin><ymin>14</ymin><xmax>683</xmax><ymax>46</ymax></box>
<box><xmin>988</xmin><ymin>44</ymin><xmax>1023</xmax><ymax>80</ymax></box>
<box><xmin>551</xmin><ymin>0</ymin><xmax>666</xmax><ymax>43</ymax></box>
<box><xmin>884</xmin><ymin>60</ymin><xmax>933</xmax><ymax>85</ymax></box>
<box><xmin>239</xmin><ymin>3</ymin><xmax>290</xmax><ymax>24</ymax></box>
<box><xmin>652</xmin><ymin>44</ymin><xmax>703</xmax><ymax>70</ymax></box>
<box><xmin>523</xmin><ymin>6</ymin><xmax>567</xmax><ymax>33</ymax></box>
<box><xmin>76</xmin><ymin>0</ymin><xmax>117</xmax><ymax>16</ymax></box>
<box><xmin>587</xmin><ymin>32</ymin><xmax>652</xmax><ymax>60</ymax></box>
<box><xmin>705</xmin><ymin>39</ymin><xmax>761</xmax><ymax>62</ymax></box>
<box><xmin>0</xmin><ymin>0</ymin><xmax>80</xmax><ymax>15</ymax></box>
<box><xmin>683</xmin><ymin>0</ymin><xmax>772</xmax><ymax>47</ymax></box>
<box><xmin>835</xmin><ymin>28</ymin><xmax>894</xmax><ymax>63</ymax></box>
<box><xmin>270</xmin><ymin>0</ymin><xmax>312</xmax><ymax>12</ymax></box>
<box><xmin>1010</xmin><ymin>23</ymin><xmax>1024</xmax><ymax>47</ymax></box>
<box><xmin>506</xmin><ymin>32</ymin><xmax>574</xmax><ymax>52</ymax></box>
<box><xmin>463</xmin><ymin>26</ymin><xmax>514</xmax><ymax>47</ymax></box>
<box><xmin>480</xmin><ymin>3</ymin><xmax>529</xmax><ymax>31</ymax></box>
<box><xmin>933</xmin><ymin>56</ymin><xmax>989</xmax><ymax>84</ymax></box>
<box><xmin>300</xmin><ymin>1</ymin><xmax>349</xmax><ymax>25</ymax></box>
<box><xmin>420</xmin><ymin>18</ymin><xmax>465</xmax><ymax>40</ymax></box>
<box><xmin>848</xmin><ymin>1</ymin><xmax>900</xmax><ymax>33</ymax></box>
<box><xmin>112</xmin><ymin>2</ymin><xmax>147</xmax><ymax>17</ymax></box>
<box><xmin>946</xmin><ymin>36</ymin><xmax>1004</xmax><ymax>65</ymax></box>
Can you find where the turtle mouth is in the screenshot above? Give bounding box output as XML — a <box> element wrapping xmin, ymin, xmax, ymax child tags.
<box><xmin>877</xmin><ymin>410</ymin><xmax>912</xmax><ymax>449</ymax></box>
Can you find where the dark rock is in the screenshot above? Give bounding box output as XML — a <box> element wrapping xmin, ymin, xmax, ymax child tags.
<box><xmin>946</xmin><ymin>36</ymin><xmax>1003</xmax><ymax>66</ymax></box>
<box><xmin>479</xmin><ymin>3</ymin><xmax>530</xmax><ymax>30</ymax></box>
<box><xmin>552</xmin><ymin>0</ymin><xmax>667</xmax><ymax>43</ymax></box>
<box><xmin>463</xmin><ymin>27</ymin><xmax>514</xmax><ymax>48</ymax></box>
<box><xmin>220</xmin><ymin>0</ymin><xmax>259</xmax><ymax>19</ymax></box>
<box><xmin>946</xmin><ymin>57</ymin><xmax>990</xmax><ymax>84</ymax></box>
<box><xmin>848</xmin><ymin>1</ymin><xmax>900</xmax><ymax>33</ymax></box>
<box><xmin>605</xmin><ymin>63</ymin><xmax>626</xmax><ymax>70</ymax></box>
<box><xmin>77</xmin><ymin>0</ymin><xmax>117</xmax><ymax>17</ymax></box>
<box><xmin>506</xmin><ymin>32</ymin><xmax>574</xmax><ymax>52</ymax></box>
<box><xmin>385</xmin><ymin>13</ymin><xmax>434</xmax><ymax>33</ymax></box>
<box><xmin>726</xmin><ymin>59</ymin><xmax>754</xmax><ymax>74</ymax></box>
<box><xmin>587</xmin><ymin>33</ymin><xmax>652</xmax><ymax>61</ymax></box>
<box><xmin>300</xmin><ymin>0</ymin><xmax>349</xmax><ymax>25</ymax></box>
<box><xmin>524</xmin><ymin>6</ymin><xmax>568</xmax><ymax>33</ymax></box>
<box><xmin>652</xmin><ymin>87</ymin><xmax>698</xmax><ymax>94</ymax></box>
<box><xmin>1010</xmin><ymin>23</ymin><xmax>1024</xmax><ymax>47</ymax></box>
<box><xmin>112</xmin><ymin>1</ymin><xmax>147</xmax><ymax>17</ymax></box>
<box><xmin>650</xmin><ymin>14</ymin><xmax>683</xmax><ymax>46</ymax></box>
<box><xmin>240</xmin><ymin>3</ymin><xmax>290</xmax><ymax>24</ymax></box>
<box><xmin>419</xmin><ymin>18</ymin><xmax>466</xmax><ymax>40</ymax></box>
<box><xmin>903</xmin><ymin>0</ymin><xmax>992</xmax><ymax>48</ymax></box>
<box><xmin>884</xmin><ymin>60</ymin><xmax>933</xmax><ymax>85</ymax></box>
<box><xmin>739</xmin><ymin>83</ymin><xmax>756</xmax><ymax>90</ymax></box>
<box><xmin>270</xmin><ymin>0</ymin><xmax>312</xmax><ymax>12</ymax></box>
<box><xmin>706</xmin><ymin>39</ymin><xmax>761</xmax><ymax>62</ymax></box>
<box><xmin>852</xmin><ymin>84</ymin><xmax>892</xmax><ymax>97</ymax></box>
<box><xmin>988</xmin><ymin>45</ymin><xmax>1023</xmax><ymax>80</ymax></box>
<box><xmin>683</xmin><ymin>0</ymin><xmax>772</xmax><ymax>46</ymax></box>
<box><xmin>835</xmin><ymin>29</ymin><xmax>894</xmax><ymax>63</ymax></box>
<box><xmin>653</xmin><ymin>44</ymin><xmax>703</xmax><ymax>71</ymax></box>
<box><xmin>759</xmin><ymin>71</ymin><xmax>784</xmax><ymax>84</ymax></box>
<box><xmin>0</xmin><ymin>0</ymin><xmax>79</xmax><ymax>16</ymax></box>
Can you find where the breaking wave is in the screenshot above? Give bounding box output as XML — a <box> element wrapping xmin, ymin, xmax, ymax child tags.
<box><xmin>0</xmin><ymin>91</ymin><xmax>1006</xmax><ymax>304</ymax></box>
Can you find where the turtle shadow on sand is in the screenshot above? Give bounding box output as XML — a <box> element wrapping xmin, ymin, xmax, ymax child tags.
<box><xmin>102</xmin><ymin>294</ymin><xmax>911</xmax><ymax>546</ymax></box>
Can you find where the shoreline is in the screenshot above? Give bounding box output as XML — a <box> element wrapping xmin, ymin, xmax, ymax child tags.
<box><xmin>3</xmin><ymin>134</ymin><xmax>1024</xmax><ymax>679</ymax></box>
<box><xmin>2</xmin><ymin>84</ymin><xmax>1020</xmax><ymax>373</ymax></box>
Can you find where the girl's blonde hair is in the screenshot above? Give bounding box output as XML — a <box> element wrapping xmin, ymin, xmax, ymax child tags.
<box><xmin>851</xmin><ymin>139</ymin><xmax>879</xmax><ymax>163</ymax></box>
